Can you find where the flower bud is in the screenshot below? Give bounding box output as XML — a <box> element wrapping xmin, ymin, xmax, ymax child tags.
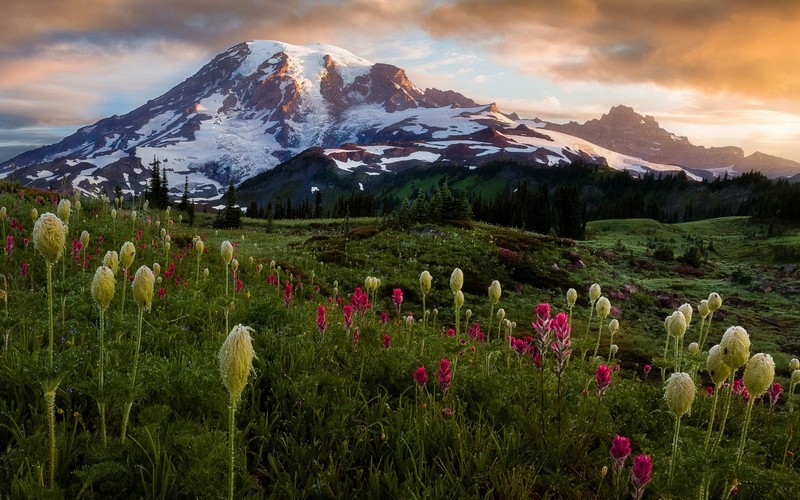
<box><xmin>566</xmin><ymin>288</ymin><xmax>577</xmax><ymax>307</ymax></box>
<box><xmin>589</xmin><ymin>283</ymin><xmax>601</xmax><ymax>303</ymax></box>
<box><xmin>32</xmin><ymin>212</ymin><xmax>66</xmax><ymax>263</ymax></box>
<box><xmin>610</xmin><ymin>344</ymin><xmax>618</xmax><ymax>355</ymax></box>
<box><xmin>56</xmin><ymin>199</ymin><xmax>71</xmax><ymax>224</ymax></box>
<box><xmin>465</xmin><ymin>309</ymin><xmax>472</xmax><ymax>321</ymax></box>
<box><xmin>232</xmin><ymin>259</ymin><xmax>239</xmax><ymax>272</ymax></box>
<box><xmin>707</xmin><ymin>345</ymin><xmax>731</xmax><ymax>385</ymax></box>
<box><xmin>153</xmin><ymin>262</ymin><xmax>160</xmax><ymax>277</ymax></box>
<box><xmin>195</xmin><ymin>239</ymin><xmax>205</xmax><ymax>256</ymax></box>
<box><xmin>678</xmin><ymin>303</ymin><xmax>693</xmax><ymax>326</ymax></box>
<box><xmin>707</xmin><ymin>292</ymin><xmax>722</xmax><ymax>312</ymax></box>
<box><xmin>666</xmin><ymin>311</ymin><xmax>687</xmax><ymax>338</ymax></box>
<box><xmin>30</xmin><ymin>208</ymin><xmax>38</xmax><ymax>223</ymax></box>
<box><xmin>496</xmin><ymin>308</ymin><xmax>506</xmax><ymax>322</ymax></box>
<box><xmin>688</xmin><ymin>342</ymin><xmax>699</xmax><ymax>355</ymax></box>
<box><xmin>80</xmin><ymin>230</ymin><xmax>90</xmax><ymax>247</ymax></box>
<box><xmin>103</xmin><ymin>250</ymin><xmax>119</xmax><ymax>274</ymax></box>
<box><xmin>595</xmin><ymin>296</ymin><xmax>611</xmax><ymax>318</ymax></box>
<box><xmin>218</xmin><ymin>324</ymin><xmax>256</xmax><ymax>402</ymax></box>
<box><xmin>91</xmin><ymin>266</ymin><xmax>115</xmax><ymax>310</ymax></box>
<box><xmin>792</xmin><ymin>369</ymin><xmax>800</xmax><ymax>386</ymax></box>
<box><xmin>221</xmin><ymin>240</ymin><xmax>234</xmax><ymax>263</ymax></box>
<box><xmin>790</xmin><ymin>358</ymin><xmax>800</xmax><ymax>371</ymax></box>
<box><xmin>455</xmin><ymin>290</ymin><xmax>464</xmax><ymax>308</ymax></box>
<box><xmin>204</xmin><ymin>268</ymin><xmax>209</xmax><ymax>278</ymax></box>
<box><xmin>720</xmin><ymin>326</ymin><xmax>751</xmax><ymax>369</ymax></box>
<box><xmin>698</xmin><ymin>299</ymin><xmax>709</xmax><ymax>319</ymax></box>
<box><xmin>450</xmin><ymin>268</ymin><xmax>463</xmax><ymax>294</ymax></box>
<box><xmin>609</xmin><ymin>319</ymin><xmax>619</xmax><ymax>334</ymax></box>
<box><xmin>488</xmin><ymin>280</ymin><xmax>501</xmax><ymax>304</ymax></box>
<box><xmin>111</xmin><ymin>208</ymin><xmax>117</xmax><ymax>220</ymax></box>
<box><xmin>120</xmin><ymin>241</ymin><xmax>136</xmax><ymax>270</ymax></box>
<box><xmin>743</xmin><ymin>353</ymin><xmax>775</xmax><ymax>398</ymax></box>
<box><xmin>132</xmin><ymin>265</ymin><xmax>155</xmax><ymax>312</ymax></box>
<box><xmin>420</xmin><ymin>271</ymin><xmax>433</xmax><ymax>295</ymax></box>
<box><xmin>665</xmin><ymin>372</ymin><xmax>695</xmax><ymax>418</ymax></box>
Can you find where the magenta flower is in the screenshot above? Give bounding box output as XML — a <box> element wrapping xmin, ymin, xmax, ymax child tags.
<box><xmin>595</xmin><ymin>364</ymin><xmax>612</xmax><ymax>398</ymax></box>
<box><xmin>382</xmin><ymin>334</ymin><xmax>391</xmax><ymax>349</ymax></box>
<box><xmin>631</xmin><ymin>454</ymin><xmax>652</xmax><ymax>500</ymax></box>
<box><xmin>532</xmin><ymin>303</ymin><xmax>553</xmax><ymax>357</ymax></box>
<box><xmin>343</xmin><ymin>305</ymin><xmax>353</xmax><ymax>333</ymax></box>
<box><xmin>535</xmin><ymin>303</ymin><xmax>551</xmax><ymax>322</ymax></box>
<box><xmin>380</xmin><ymin>311</ymin><xmax>389</xmax><ymax>324</ymax></box>
<box><xmin>392</xmin><ymin>288</ymin><xmax>403</xmax><ymax>316</ymax></box>
<box><xmin>351</xmin><ymin>287</ymin><xmax>369</xmax><ymax>313</ymax></box>
<box><xmin>283</xmin><ymin>281</ymin><xmax>293</xmax><ymax>307</ymax></box>
<box><xmin>21</xmin><ymin>262</ymin><xmax>29</xmax><ymax>278</ymax></box>
<box><xmin>769</xmin><ymin>382</ymin><xmax>782</xmax><ymax>407</ymax></box>
<box><xmin>643</xmin><ymin>364</ymin><xmax>652</xmax><ymax>374</ymax></box>
<box><xmin>5</xmin><ymin>235</ymin><xmax>12</xmax><ymax>256</ymax></box>
<box><xmin>316</xmin><ymin>305</ymin><xmax>327</xmax><ymax>335</ymax></box>
<box><xmin>157</xmin><ymin>287</ymin><xmax>166</xmax><ymax>298</ymax></box>
<box><xmin>609</xmin><ymin>435</ymin><xmax>631</xmax><ymax>473</ymax></box>
<box><xmin>446</xmin><ymin>328</ymin><xmax>455</xmax><ymax>337</ymax></box>
<box><xmin>413</xmin><ymin>366</ymin><xmax>427</xmax><ymax>386</ymax></box>
<box><xmin>438</xmin><ymin>359</ymin><xmax>452</xmax><ymax>393</ymax></box>
<box><xmin>352</xmin><ymin>327</ymin><xmax>360</xmax><ymax>347</ymax></box>
<box><xmin>550</xmin><ymin>312</ymin><xmax>572</xmax><ymax>373</ymax></box>
<box><xmin>23</xmin><ymin>237</ymin><xmax>29</xmax><ymax>248</ymax></box>
<box><xmin>236</xmin><ymin>279</ymin><xmax>243</xmax><ymax>294</ymax></box>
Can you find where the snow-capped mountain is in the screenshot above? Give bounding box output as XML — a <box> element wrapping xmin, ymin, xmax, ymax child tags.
<box><xmin>1</xmin><ymin>40</ymin><xmax>798</xmax><ymax>201</ymax></box>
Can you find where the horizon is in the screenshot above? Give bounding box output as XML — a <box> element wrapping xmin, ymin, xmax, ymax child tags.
<box><xmin>2</xmin><ymin>1</ymin><xmax>800</xmax><ymax>164</ymax></box>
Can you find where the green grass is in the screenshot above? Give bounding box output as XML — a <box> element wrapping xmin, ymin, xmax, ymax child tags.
<box><xmin>1</xmin><ymin>192</ymin><xmax>799</xmax><ymax>498</ymax></box>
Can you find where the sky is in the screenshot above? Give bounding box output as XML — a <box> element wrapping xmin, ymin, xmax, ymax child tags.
<box><xmin>3</xmin><ymin>0</ymin><xmax>800</xmax><ymax>163</ymax></box>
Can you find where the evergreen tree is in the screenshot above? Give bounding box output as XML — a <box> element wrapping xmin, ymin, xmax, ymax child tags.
<box><xmin>160</xmin><ymin>166</ymin><xmax>170</xmax><ymax>208</ymax></box>
<box><xmin>397</xmin><ymin>198</ymin><xmax>413</xmax><ymax>228</ymax></box>
<box><xmin>314</xmin><ymin>190</ymin><xmax>323</xmax><ymax>219</ymax></box>
<box><xmin>178</xmin><ymin>176</ymin><xmax>190</xmax><ymax>211</ymax></box>
<box><xmin>213</xmin><ymin>182</ymin><xmax>242</xmax><ymax>228</ymax></box>
<box><xmin>148</xmin><ymin>156</ymin><xmax>161</xmax><ymax>207</ymax></box>
<box><xmin>187</xmin><ymin>201</ymin><xmax>196</xmax><ymax>227</ymax></box>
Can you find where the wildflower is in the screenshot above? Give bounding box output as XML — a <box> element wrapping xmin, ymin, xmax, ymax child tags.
<box><xmin>768</xmin><ymin>382</ymin><xmax>782</xmax><ymax>407</ymax></box>
<box><xmin>742</xmin><ymin>353</ymin><xmax>775</xmax><ymax>398</ymax></box>
<box><xmin>643</xmin><ymin>364</ymin><xmax>652</xmax><ymax>374</ymax></box>
<box><xmin>157</xmin><ymin>287</ymin><xmax>166</xmax><ymax>298</ymax></box>
<box><xmin>236</xmin><ymin>279</ymin><xmax>243</xmax><ymax>294</ymax></box>
<box><xmin>351</xmin><ymin>287</ymin><xmax>369</xmax><ymax>313</ymax></box>
<box><xmin>56</xmin><ymin>199</ymin><xmax>71</xmax><ymax>224</ymax></box>
<box><xmin>91</xmin><ymin>266</ymin><xmax>116</xmax><ymax>310</ymax></box>
<box><xmin>566</xmin><ymin>288</ymin><xmax>577</xmax><ymax>307</ymax></box>
<box><xmin>447</xmin><ymin>328</ymin><xmax>455</xmax><ymax>337</ymax></box>
<box><xmin>720</xmin><ymin>326</ymin><xmax>751</xmax><ymax>369</ymax></box>
<box><xmin>665</xmin><ymin>372</ymin><xmax>695</xmax><ymax>418</ymax></box>
<box><xmin>103</xmin><ymin>251</ymin><xmax>119</xmax><ymax>274</ymax></box>
<box><xmin>380</xmin><ymin>310</ymin><xmax>388</xmax><ymax>324</ymax></box>
<box><xmin>218</xmin><ymin>324</ymin><xmax>256</xmax><ymax>403</ymax></box>
<box><xmin>283</xmin><ymin>282</ymin><xmax>292</xmax><ymax>307</ymax></box>
<box><xmin>33</xmin><ymin>213</ymin><xmax>66</xmax><ymax>263</ymax></box>
<box><xmin>21</xmin><ymin>262</ymin><xmax>29</xmax><ymax>277</ymax></box>
<box><xmin>550</xmin><ymin>313</ymin><xmax>572</xmax><ymax>373</ymax></box>
<box><xmin>707</xmin><ymin>292</ymin><xmax>722</xmax><ymax>312</ymax></box>
<box><xmin>596</xmin><ymin>364</ymin><xmax>612</xmax><ymax>398</ymax></box>
<box><xmin>5</xmin><ymin>235</ymin><xmax>12</xmax><ymax>256</ymax></box>
<box><xmin>468</xmin><ymin>322</ymin><xmax>485</xmax><ymax>342</ymax></box>
<box><xmin>317</xmin><ymin>305</ymin><xmax>327</xmax><ymax>334</ymax></box>
<box><xmin>438</xmin><ymin>359</ymin><xmax>452</xmax><ymax>393</ymax></box>
<box><xmin>343</xmin><ymin>305</ymin><xmax>353</xmax><ymax>332</ymax></box>
<box><xmin>420</xmin><ymin>270</ymin><xmax>432</xmax><ymax>295</ymax></box>
<box><xmin>382</xmin><ymin>334</ymin><xmax>391</xmax><ymax>349</ymax></box>
<box><xmin>678</xmin><ymin>303</ymin><xmax>693</xmax><ymax>326</ymax></box>
<box><xmin>609</xmin><ymin>435</ymin><xmax>631</xmax><ymax>473</ymax></box>
<box><xmin>707</xmin><ymin>345</ymin><xmax>731</xmax><ymax>385</ymax></box>
<box><xmin>450</xmin><ymin>268</ymin><xmax>463</xmax><ymax>293</ymax></box>
<box><xmin>405</xmin><ymin>313</ymin><xmax>414</xmax><ymax>328</ymax></box>
<box><xmin>631</xmin><ymin>455</ymin><xmax>652</xmax><ymax>500</ymax></box>
<box><xmin>220</xmin><ymin>240</ymin><xmax>233</xmax><ymax>263</ymax></box>
<box><xmin>131</xmin><ymin>265</ymin><xmax>155</xmax><ymax>312</ymax></box>
<box><xmin>589</xmin><ymin>283</ymin><xmax>601</xmax><ymax>303</ymax></box>
<box><xmin>488</xmin><ymin>280</ymin><xmax>501</xmax><ymax>304</ymax></box>
<box><xmin>392</xmin><ymin>288</ymin><xmax>403</xmax><ymax>315</ymax></box>
<box><xmin>666</xmin><ymin>310</ymin><xmax>687</xmax><ymax>338</ymax></box>
<box><xmin>352</xmin><ymin>327</ymin><xmax>360</xmax><ymax>347</ymax></box>
<box><xmin>23</xmin><ymin>237</ymin><xmax>29</xmax><ymax>248</ymax></box>
<box><xmin>413</xmin><ymin>366</ymin><xmax>427</xmax><ymax>386</ymax></box>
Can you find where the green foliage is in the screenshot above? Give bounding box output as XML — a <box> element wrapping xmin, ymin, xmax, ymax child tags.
<box><xmin>214</xmin><ymin>182</ymin><xmax>242</xmax><ymax>229</ymax></box>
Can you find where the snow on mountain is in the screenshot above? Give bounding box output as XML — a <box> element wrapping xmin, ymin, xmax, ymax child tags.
<box><xmin>1</xmin><ymin>41</ymin><xmax>793</xmax><ymax>201</ymax></box>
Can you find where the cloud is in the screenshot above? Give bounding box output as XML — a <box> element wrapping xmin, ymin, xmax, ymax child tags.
<box><xmin>424</xmin><ymin>0</ymin><xmax>800</xmax><ymax>101</ymax></box>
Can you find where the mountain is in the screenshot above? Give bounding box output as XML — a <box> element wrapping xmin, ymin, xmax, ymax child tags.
<box><xmin>1</xmin><ymin>41</ymin><xmax>799</xmax><ymax>202</ymax></box>
<box><xmin>547</xmin><ymin>105</ymin><xmax>800</xmax><ymax>178</ymax></box>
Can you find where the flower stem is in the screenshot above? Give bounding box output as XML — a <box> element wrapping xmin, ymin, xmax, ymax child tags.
<box><xmin>583</xmin><ymin>304</ymin><xmax>595</xmax><ymax>360</ymax></box>
<box><xmin>669</xmin><ymin>415</ymin><xmax>682</xmax><ymax>486</ymax></box>
<box><xmin>736</xmin><ymin>399</ymin><xmax>755</xmax><ymax>469</ymax></box>
<box><xmin>47</xmin><ymin>261</ymin><xmax>54</xmax><ymax>370</ymax></box>
<box><xmin>704</xmin><ymin>384</ymin><xmax>720</xmax><ymax>452</ymax></box>
<box><xmin>121</xmin><ymin>307</ymin><xmax>144</xmax><ymax>443</ymax></box>
<box><xmin>45</xmin><ymin>387</ymin><xmax>57</xmax><ymax>490</ymax></box>
<box><xmin>591</xmin><ymin>317</ymin><xmax>604</xmax><ymax>360</ymax></box>
<box><xmin>98</xmin><ymin>308</ymin><xmax>107</xmax><ymax>446</ymax></box>
<box><xmin>225</xmin><ymin>262</ymin><xmax>229</xmax><ymax>298</ymax></box>
<box><xmin>713</xmin><ymin>373</ymin><xmax>735</xmax><ymax>451</ymax></box>
<box><xmin>228</xmin><ymin>396</ymin><xmax>237</xmax><ymax>500</ymax></box>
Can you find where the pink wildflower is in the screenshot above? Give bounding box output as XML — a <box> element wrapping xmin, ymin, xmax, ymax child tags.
<box><xmin>350</xmin><ymin>287</ymin><xmax>369</xmax><ymax>313</ymax></box>
<box><xmin>446</xmin><ymin>328</ymin><xmax>455</xmax><ymax>337</ymax></box>
<box><xmin>392</xmin><ymin>288</ymin><xmax>403</xmax><ymax>316</ymax></box>
<box><xmin>610</xmin><ymin>435</ymin><xmax>631</xmax><ymax>473</ymax></box>
<box><xmin>352</xmin><ymin>327</ymin><xmax>360</xmax><ymax>347</ymax></box>
<box><xmin>343</xmin><ymin>305</ymin><xmax>353</xmax><ymax>333</ymax></box>
<box><xmin>21</xmin><ymin>262</ymin><xmax>29</xmax><ymax>278</ymax></box>
<box><xmin>5</xmin><ymin>235</ymin><xmax>12</xmax><ymax>256</ymax></box>
<box><xmin>236</xmin><ymin>279</ymin><xmax>243</xmax><ymax>293</ymax></box>
<box><xmin>382</xmin><ymin>334</ymin><xmax>391</xmax><ymax>349</ymax></box>
<box><xmin>157</xmin><ymin>287</ymin><xmax>166</xmax><ymax>298</ymax></box>
<box><xmin>631</xmin><ymin>455</ymin><xmax>652</xmax><ymax>500</ymax></box>
<box><xmin>769</xmin><ymin>382</ymin><xmax>783</xmax><ymax>407</ymax></box>
<box><xmin>283</xmin><ymin>281</ymin><xmax>293</xmax><ymax>308</ymax></box>
<box><xmin>316</xmin><ymin>305</ymin><xmax>327</xmax><ymax>335</ymax></box>
<box><xmin>438</xmin><ymin>359</ymin><xmax>452</xmax><ymax>393</ymax></box>
<box><xmin>413</xmin><ymin>366</ymin><xmax>427</xmax><ymax>386</ymax></box>
<box><xmin>380</xmin><ymin>310</ymin><xmax>388</xmax><ymax>324</ymax></box>
<box><xmin>595</xmin><ymin>364</ymin><xmax>612</xmax><ymax>398</ymax></box>
<box><xmin>643</xmin><ymin>364</ymin><xmax>652</xmax><ymax>374</ymax></box>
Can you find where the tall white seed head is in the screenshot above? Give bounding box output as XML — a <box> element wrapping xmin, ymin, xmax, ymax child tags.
<box><xmin>566</xmin><ymin>288</ymin><xmax>577</xmax><ymax>307</ymax></box>
<box><xmin>455</xmin><ymin>290</ymin><xmax>464</xmax><ymax>308</ymax></box>
<box><xmin>666</xmin><ymin>311</ymin><xmax>687</xmax><ymax>338</ymax></box>
<box><xmin>792</xmin><ymin>369</ymin><xmax>800</xmax><ymax>386</ymax></box>
<box><xmin>420</xmin><ymin>271</ymin><xmax>433</xmax><ymax>295</ymax></box>
<box><xmin>91</xmin><ymin>266</ymin><xmax>115</xmax><ymax>310</ymax></box>
<box><xmin>595</xmin><ymin>296</ymin><xmax>611</xmax><ymax>318</ymax></box>
<box><xmin>218</xmin><ymin>324</ymin><xmax>256</xmax><ymax>402</ymax></box>
<box><xmin>610</xmin><ymin>344</ymin><xmax>618</xmax><ymax>355</ymax></box>
<box><xmin>488</xmin><ymin>280</ymin><xmax>501</xmax><ymax>304</ymax></box>
<box><xmin>707</xmin><ymin>345</ymin><xmax>731</xmax><ymax>385</ymax></box>
<box><xmin>678</xmin><ymin>303</ymin><xmax>693</xmax><ymax>326</ymax></box>
<box><xmin>791</xmin><ymin>358</ymin><xmax>800</xmax><ymax>371</ymax></box>
<box><xmin>153</xmin><ymin>262</ymin><xmax>161</xmax><ymax>277</ymax></box>
<box><xmin>720</xmin><ymin>326</ymin><xmax>751</xmax><ymax>369</ymax></box>
<box><xmin>56</xmin><ymin>199</ymin><xmax>71</xmax><ymax>224</ymax></box>
<box><xmin>231</xmin><ymin>259</ymin><xmax>239</xmax><ymax>272</ymax></box>
<box><xmin>132</xmin><ymin>265</ymin><xmax>155</xmax><ymax>312</ymax></box>
<box><xmin>120</xmin><ymin>241</ymin><xmax>136</xmax><ymax>270</ymax></box>
<box><xmin>589</xmin><ymin>283</ymin><xmax>601</xmax><ymax>303</ymax></box>
<box><xmin>665</xmin><ymin>372</ymin><xmax>696</xmax><ymax>418</ymax></box>
<box><xmin>698</xmin><ymin>299</ymin><xmax>710</xmax><ymax>319</ymax></box>
<box><xmin>450</xmin><ymin>268</ymin><xmax>464</xmax><ymax>294</ymax></box>
<box><xmin>221</xmin><ymin>240</ymin><xmax>234</xmax><ymax>263</ymax></box>
<box><xmin>103</xmin><ymin>250</ymin><xmax>119</xmax><ymax>274</ymax></box>
<box><xmin>707</xmin><ymin>292</ymin><xmax>722</xmax><ymax>312</ymax></box>
<box><xmin>496</xmin><ymin>308</ymin><xmax>506</xmax><ymax>322</ymax></box>
<box><xmin>688</xmin><ymin>342</ymin><xmax>700</xmax><ymax>355</ymax></box>
<box><xmin>608</xmin><ymin>319</ymin><xmax>619</xmax><ymax>334</ymax></box>
<box><xmin>32</xmin><ymin>213</ymin><xmax>66</xmax><ymax>263</ymax></box>
<box><xmin>80</xmin><ymin>230</ymin><xmax>90</xmax><ymax>247</ymax></box>
<box><xmin>742</xmin><ymin>353</ymin><xmax>775</xmax><ymax>398</ymax></box>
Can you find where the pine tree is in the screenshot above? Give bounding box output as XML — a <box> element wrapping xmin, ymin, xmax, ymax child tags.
<box><xmin>314</xmin><ymin>190</ymin><xmax>323</xmax><ymax>219</ymax></box>
<box><xmin>148</xmin><ymin>156</ymin><xmax>161</xmax><ymax>207</ymax></box>
<box><xmin>179</xmin><ymin>176</ymin><xmax>190</xmax><ymax>211</ymax></box>
<box><xmin>160</xmin><ymin>166</ymin><xmax>170</xmax><ymax>208</ymax></box>
<box><xmin>213</xmin><ymin>182</ymin><xmax>241</xmax><ymax>228</ymax></box>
